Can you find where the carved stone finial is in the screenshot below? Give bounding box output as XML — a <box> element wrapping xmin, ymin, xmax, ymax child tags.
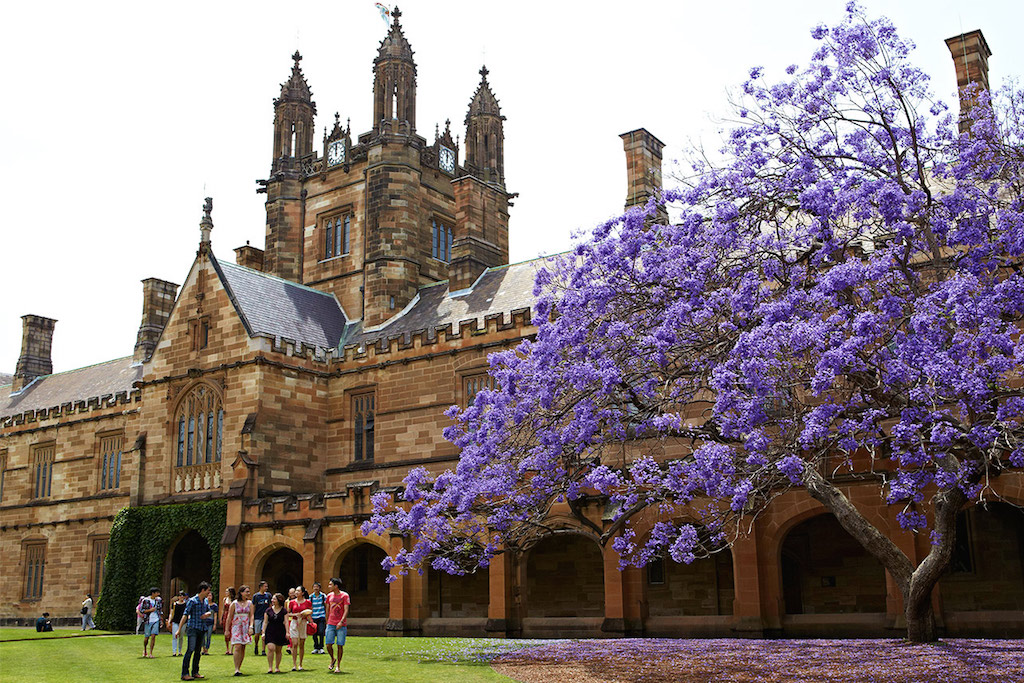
<box><xmin>200</xmin><ymin>196</ymin><xmax>214</xmax><ymax>246</ymax></box>
<box><xmin>479</xmin><ymin>64</ymin><xmax>489</xmax><ymax>80</ymax></box>
<box><xmin>292</xmin><ymin>50</ymin><xmax>302</xmax><ymax>64</ymax></box>
<box><xmin>392</xmin><ymin>6</ymin><xmax>401</xmax><ymax>22</ymax></box>
<box><xmin>335</xmin><ymin>112</ymin><xmax>341</xmax><ymax>126</ymax></box>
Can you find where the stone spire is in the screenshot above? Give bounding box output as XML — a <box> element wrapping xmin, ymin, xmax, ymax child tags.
<box><xmin>277</xmin><ymin>51</ymin><xmax>315</xmax><ymax>106</ymax></box>
<box><xmin>466</xmin><ymin>65</ymin><xmax>501</xmax><ymax>119</ymax></box>
<box><xmin>376</xmin><ymin>6</ymin><xmax>414</xmax><ymax>63</ymax></box>
<box><xmin>372</xmin><ymin>5</ymin><xmax>417</xmax><ymax>132</ymax></box>
<box><xmin>464</xmin><ymin>65</ymin><xmax>505</xmax><ymax>186</ymax></box>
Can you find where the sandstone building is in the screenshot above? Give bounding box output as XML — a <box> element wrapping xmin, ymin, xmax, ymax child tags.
<box><xmin>1</xmin><ymin>17</ymin><xmax>1021</xmax><ymax>638</ymax></box>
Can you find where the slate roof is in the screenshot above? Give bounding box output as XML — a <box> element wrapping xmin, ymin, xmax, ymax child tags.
<box><xmin>351</xmin><ymin>257</ymin><xmax>544</xmax><ymax>345</ymax></box>
<box><xmin>0</xmin><ymin>357</ymin><xmax>140</xmax><ymax>420</ymax></box>
<box><xmin>0</xmin><ymin>373</ymin><xmax>11</xmax><ymax>387</ymax></box>
<box><xmin>214</xmin><ymin>257</ymin><xmax>348</xmax><ymax>350</ymax></box>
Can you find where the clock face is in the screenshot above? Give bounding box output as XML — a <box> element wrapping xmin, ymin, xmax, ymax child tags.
<box><xmin>439</xmin><ymin>145</ymin><xmax>455</xmax><ymax>174</ymax></box>
<box><xmin>327</xmin><ymin>140</ymin><xmax>345</xmax><ymax>167</ymax></box>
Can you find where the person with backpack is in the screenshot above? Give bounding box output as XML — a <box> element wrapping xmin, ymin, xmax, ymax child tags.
<box><xmin>140</xmin><ymin>587</ymin><xmax>162</xmax><ymax>658</ymax></box>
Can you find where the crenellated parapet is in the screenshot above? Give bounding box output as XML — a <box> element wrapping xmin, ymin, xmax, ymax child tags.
<box><xmin>334</xmin><ymin>306</ymin><xmax>532</xmax><ymax>365</ymax></box>
<box><xmin>1</xmin><ymin>388</ymin><xmax>141</xmax><ymax>430</ymax></box>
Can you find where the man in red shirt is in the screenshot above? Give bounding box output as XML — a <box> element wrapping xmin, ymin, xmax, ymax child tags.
<box><xmin>324</xmin><ymin>577</ymin><xmax>351</xmax><ymax>674</ymax></box>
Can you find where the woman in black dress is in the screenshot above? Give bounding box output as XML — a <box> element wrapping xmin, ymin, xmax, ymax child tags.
<box><xmin>261</xmin><ymin>593</ymin><xmax>289</xmax><ymax>673</ymax></box>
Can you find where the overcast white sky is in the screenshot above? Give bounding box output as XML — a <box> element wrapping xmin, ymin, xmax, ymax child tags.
<box><xmin>2</xmin><ymin>0</ymin><xmax>1022</xmax><ymax>375</ymax></box>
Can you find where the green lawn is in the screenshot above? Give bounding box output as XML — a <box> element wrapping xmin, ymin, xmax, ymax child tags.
<box><xmin>0</xmin><ymin>628</ymin><xmax>121</xmax><ymax>642</ymax></box>
<box><xmin>0</xmin><ymin>634</ymin><xmax>535</xmax><ymax>682</ymax></box>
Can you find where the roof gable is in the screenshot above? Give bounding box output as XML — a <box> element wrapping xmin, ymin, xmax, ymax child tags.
<box><xmin>213</xmin><ymin>257</ymin><xmax>348</xmax><ymax>351</ymax></box>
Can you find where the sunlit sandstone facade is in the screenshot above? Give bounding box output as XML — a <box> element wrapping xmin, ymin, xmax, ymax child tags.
<box><xmin>2</xmin><ymin>21</ymin><xmax>1022</xmax><ymax>637</ymax></box>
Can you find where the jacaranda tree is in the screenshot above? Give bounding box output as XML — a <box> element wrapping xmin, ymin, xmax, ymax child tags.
<box><xmin>365</xmin><ymin>3</ymin><xmax>1024</xmax><ymax>642</ymax></box>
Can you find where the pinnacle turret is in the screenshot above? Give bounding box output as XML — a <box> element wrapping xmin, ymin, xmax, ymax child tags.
<box><xmin>466</xmin><ymin>64</ymin><xmax>502</xmax><ymax>124</ymax></box>
<box><xmin>277</xmin><ymin>50</ymin><xmax>315</xmax><ymax>109</ymax></box>
<box><xmin>376</xmin><ymin>5</ymin><xmax>414</xmax><ymax>63</ymax></box>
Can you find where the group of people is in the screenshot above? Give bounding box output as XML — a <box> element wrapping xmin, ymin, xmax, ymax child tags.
<box><xmin>132</xmin><ymin>578</ymin><xmax>351</xmax><ymax>680</ymax></box>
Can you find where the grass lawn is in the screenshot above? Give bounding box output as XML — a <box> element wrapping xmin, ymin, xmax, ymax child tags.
<box><xmin>0</xmin><ymin>628</ymin><xmax>121</xmax><ymax>642</ymax></box>
<box><xmin>0</xmin><ymin>634</ymin><xmax>536</xmax><ymax>682</ymax></box>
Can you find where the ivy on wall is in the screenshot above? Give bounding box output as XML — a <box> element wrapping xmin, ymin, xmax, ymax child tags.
<box><xmin>95</xmin><ymin>500</ymin><xmax>226</xmax><ymax>630</ymax></box>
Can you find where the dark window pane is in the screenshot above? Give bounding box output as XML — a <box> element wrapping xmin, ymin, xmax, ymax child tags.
<box><xmin>187</xmin><ymin>417</ymin><xmax>195</xmax><ymax>466</ymax></box>
<box><xmin>177</xmin><ymin>417</ymin><xmax>185</xmax><ymax>467</ymax></box>
<box><xmin>217</xmin><ymin>410</ymin><xmax>224</xmax><ymax>462</ymax></box>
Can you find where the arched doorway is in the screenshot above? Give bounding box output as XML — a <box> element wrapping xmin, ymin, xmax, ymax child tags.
<box><xmin>164</xmin><ymin>530</ymin><xmax>214</xmax><ymax>597</ymax></box>
<box><xmin>646</xmin><ymin>549</ymin><xmax>734</xmax><ymax>616</ymax></box>
<box><xmin>780</xmin><ymin>514</ymin><xmax>886</xmax><ymax>614</ymax></box>
<box><xmin>525</xmin><ymin>534</ymin><xmax>604</xmax><ymax>617</ymax></box>
<box><xmin>941</xmin><ymin>502</ymin><xmax>1024</xmax><ymax>611</ymax></box>
<box><xmin>338</xmin><ymin>544</ymin><xmax>389</xmax><ymax>618</ymax></box>
<box><xmin>260</xmin><ymin>547</ymin><xmax>304</xmax><ymax>597</ymax></box>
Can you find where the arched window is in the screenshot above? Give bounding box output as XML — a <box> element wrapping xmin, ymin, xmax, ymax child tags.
<box><xmin>175</xmin><ymin>384</ymin><xmax>224</xmax><ymax>468</ymax></box>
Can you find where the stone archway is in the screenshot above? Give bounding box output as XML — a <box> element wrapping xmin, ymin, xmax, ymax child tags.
<box><xmin>337</xmin><ymin>544</ymin><xmax>389</xmax><ymax>618</ymax></box>
<box><xmin>780</xmin><ymin>514</ymin><xmax>886</xmax><ymax>614</ymax></box>
<box><xmin>164</xmin><ymin>529</ymin><xmax>214</xmax><ymax>597</ymax></box>
<box><xmin>525</xmin><ymin>534</ymin><xmax>604</xmax><ymax>618</ymax></box>
<box><xmin>260</xmin><ymin>547</ymin><xmax>304</xmax><ymax>597</ymax></box>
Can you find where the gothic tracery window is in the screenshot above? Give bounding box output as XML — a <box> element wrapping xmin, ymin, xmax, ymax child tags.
<box><xmin>175</xmin><ymin>384</ymin><xmax>224</xmax><ymax>467</ymax></box>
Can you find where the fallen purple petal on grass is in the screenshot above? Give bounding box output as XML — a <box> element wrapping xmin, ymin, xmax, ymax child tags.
<box><xmin>490</xmin><ymin>639</ymin><xmax>1024</xmax><ymax>683</ymax></box>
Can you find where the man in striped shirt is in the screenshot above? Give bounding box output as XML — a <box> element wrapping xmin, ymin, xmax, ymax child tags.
<box><xmin>178</xmin><ymin>581</ymin><xmax>212</xmax><ymax>681</ymax></box>
<box><xmin>309</xmin><ymin>583</ymin><xmax>327</xmax><ymax>654</ymax></box>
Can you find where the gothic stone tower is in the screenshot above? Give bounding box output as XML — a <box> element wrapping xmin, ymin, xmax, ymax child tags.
<box><xmin>262</xmin><ymin>52</ymin><xmax>316</xmax><ymax>282</ymax></box>
<box><xmin>255</xmin><ymin>7</ymin><xmax>513</xmax><ymax>329</ymax></box>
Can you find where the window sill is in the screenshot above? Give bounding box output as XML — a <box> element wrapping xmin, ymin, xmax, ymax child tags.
<box><xmin>318</xmin><ymin>254</ymin><xmax>351</xmax><ymax>264</ymax></box>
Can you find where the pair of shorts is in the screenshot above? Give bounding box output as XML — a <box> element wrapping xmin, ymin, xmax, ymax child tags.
<box><xmin>253</xmin><ymin>618</ymin><xmax>264</xmax><ymax>634</ymax></box>
<box><xmin>144</xmin><ymin>621</ymin><xmax>160</xmax><ymax>637</ymax></box>
<box><xmin>324</xmin><ymin>624</ymin><xmax>346</xmax><ymax>646</ymax></box>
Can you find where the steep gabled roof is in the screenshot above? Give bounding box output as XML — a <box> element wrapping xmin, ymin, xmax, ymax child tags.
<box><xmin>0</xmin><ymin>357</ymin><xmax>140</xmax><ymax>420</ymax></box>
<box><xmin>351</xmin><ymin>257</ymin><xmax>544</xmax><ymax>346</ymax></box>
<box><xmin>213</xmin><ymin>257</ymin><xmax>348</xmax><ymax>351</ymax></box>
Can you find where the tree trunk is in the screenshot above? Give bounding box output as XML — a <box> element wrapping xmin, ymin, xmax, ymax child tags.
<box><xmin>801</xmin><ymin>466</ymin><xmax>966</xmax><ymax>642</ymax></box>
<box><xmin>904</xmin><ymin>593</ymin><xmax>937</xmax><ymax>643</ymax></box>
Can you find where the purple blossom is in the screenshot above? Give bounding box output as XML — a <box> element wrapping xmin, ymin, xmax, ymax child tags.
<box><xmin>364</xmin><ymin>3</ymin><xmax>1024</xmax><ymax>642</ymax></box>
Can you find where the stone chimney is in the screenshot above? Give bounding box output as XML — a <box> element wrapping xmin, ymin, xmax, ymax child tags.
<box><xmin>620</xmin><ymin>128</ymin><xmax>667</xmax><ymax>222</ymax></box>
<box><xmin>133</xmin><ymin>278</ymin><xmax>179</xmax><ymax>364</ymax></box>
<box><xmin>234</xmin><ymin>242</ymin><xmax>265</xmax><ymax>272</ymax></box>
<box><xmin>12</xmin><ymin>315</ymin><xmax>56</xmax><ymax>392</ymax></box>
<box><xmin>945</xmin><ymin>30</ymin><xmax>992</xmax><ymax>132</ymax></box>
